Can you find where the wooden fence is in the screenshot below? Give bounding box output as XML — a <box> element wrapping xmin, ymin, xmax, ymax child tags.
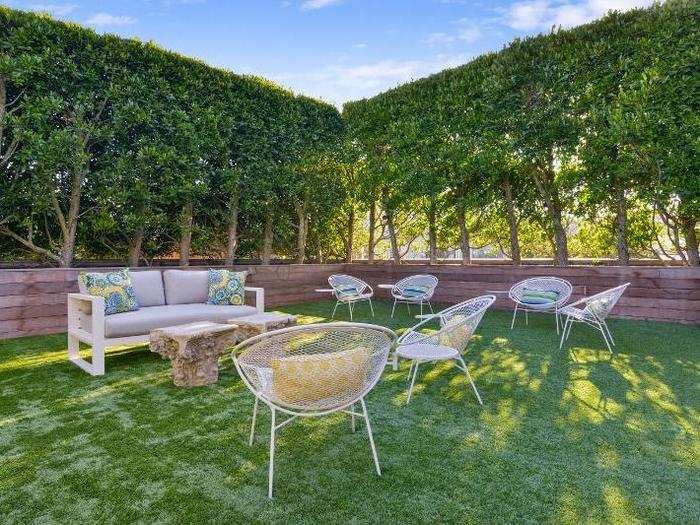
<box><xmin>0</xmin><ymin>262</ymin><xmax>698</xmax><ymax>339</ymax></box>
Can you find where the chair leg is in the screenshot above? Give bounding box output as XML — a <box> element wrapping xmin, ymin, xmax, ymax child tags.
<box><xmin>348</xmin><ymin>301</ymin><xmax>353</xmax><ymax>321</ymax></box>
<box><xmin>406</xmin><ymin>359</ymin><xmax>415</xmax><ymax>381</ymax></box>
<box><xmin>420</xmin><ymin>301</ymin><xmax>423</xmax><ymax>317</ymax></box>
<box><xmin>351</xmin><ymin>402</ymin><xmax>356</xmax><ymax>433</ymax></box>
<box><xmin>268</xmin><ymin>407</ymin><xmax>276</xmax><ymax>499</ymax></box>
<box><xmin>602</xmin><ymin>321</ymin><xmax>615</xmax><ymax>346</ymax></box>
<box><xmin>458</xmin><ymin>356</ymin><xmax>483</xmax><ymax>406</ymax></box>
<box><xmin>407</xmin><ymin>360</ymin><xmax>420</xmax><ymax>404</ymax></box>
<box><xmin>598</xmin><ymin>323</ymin><xmax>613</xmax><ymax>352</ymax></box>
<box><xmin>525</xmin><ymin>310</ymin><xmax>529</xmax><ymax>325</ymax></box>
<box><xmin>332</xmin><ymin>301</ymin><xmax>339</xmax><ymax>319</ymax></box>
<box><xmin>360</xmin><ymin>398</ymin><xmax>381</xmax><ymax>476</ymax></box>
<box><xmin>249</xmin><ymin>397</ymin><xmax>259</xmax><ymax>446</ymax></box>
<box><xmin>368</xmin><ymin>298</ymin><xmax>375</xmax><ymax>317</ymax></box>
<box><xmin>406</xmin><ymin>302</ymin><xmax>411</xmax><ymax>314</ymax></box>
<box><xmin>392</xmin><ymin>353</ymin><xmax>398</xmax><ymax>371</ymax></box>
<box><xmin>391</xmin><ymin>299</ymin><xmax>397</xmax><ymax>318</ymax></box>
<box><xmin>428</xmin><ymin>302</ymin><xmax>434</xmax><ymax>314</ymax></box>
<box><xmin>555</xmin><ymin>308</ymin><xmax>560</xmax><ymax>334</ymax></box>
<box><xmin>559</xmin><ymin>317</ymin><xmax>571</xmax><ymax>349</ymax></box>
<box><xmin>510</xmin><ymin>304</ymin><xmax>518</xmax><ymax>329</ymax></box>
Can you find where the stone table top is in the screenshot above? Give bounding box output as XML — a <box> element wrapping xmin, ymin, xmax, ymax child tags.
<box><xmin>153</xmin><ymin>321</ymin><xmax>239</xmax><ymax>346</ymax></box>
<box><xmin>228</xmin><ymin>312</ymin><xmax>297</xmax><ymax>328</ymax></box>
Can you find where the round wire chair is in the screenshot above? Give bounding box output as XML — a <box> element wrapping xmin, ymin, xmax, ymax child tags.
<box><xmin>328</xmin><ymin>274</ymin><xmax>374</xmax><ymax>320</ymax></box>
<box><xmin>390</xmin><ymin>274</ymin><xmax>438</xmax><ymax>318</ymax></box>
<box><xmin>232</xmin><ymin>322</ymin><xmax>396</xmax><ymax>498</ymax></box>
<box><xmin>395</xmin><ymin>295</ymin><xmax>495</xmax><ymax>404</ymax></box>
<box><xmin>508</xmin><ymin>277</ymin><xmax>572</xmax><ymax>333</ymax></box>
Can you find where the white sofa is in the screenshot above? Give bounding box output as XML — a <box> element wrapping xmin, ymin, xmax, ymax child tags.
<box><xmin>67</xmin><ymin>269</ymin><xmax>264</xmax><ymax>376</ymax></box>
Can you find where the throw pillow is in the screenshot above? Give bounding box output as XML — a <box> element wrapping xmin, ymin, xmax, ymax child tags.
<box><xmin>207</xmin><ymin>269</ymin><xmax>247</xmax><ymax>305</ymax></box>
<box><xmin>78</xmin><ymin>269</ymin><xmax>140</xmax><ymax>315</ymax></box>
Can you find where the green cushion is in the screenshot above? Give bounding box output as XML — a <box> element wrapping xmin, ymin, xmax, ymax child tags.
<box><xmin>521</xmin><ymin>289</ymin><xmax>559</xmax><ymax>305</ymax></box>
<box><xmin>207</xmin><ymin>269</ymin><xmax>247</xmax><ymax>305</ymax></box>
<box><xmin>79</xmin><ymin>269</ymin><xmax>140</xmax><ymax>315</ymax></box>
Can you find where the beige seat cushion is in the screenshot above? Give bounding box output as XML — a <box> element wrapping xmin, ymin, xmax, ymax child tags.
<box><xmin>271</xmin><ymin>347</ymin><xmax>369</xmax><ymax>406</ymax></box>
<box><xmin>162</xmin><ymin>270</ymin><xmax>209</xmax><ymax>305</ymax></box>
<box><xmin>104</xmin><ymin>303</ymin><xmax>257</xmax><ymax>338</ymax></box>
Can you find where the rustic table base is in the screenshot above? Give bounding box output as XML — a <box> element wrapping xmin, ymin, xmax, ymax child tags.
<box><xmin>228</xmin><ymin>312</ymin><xmax>297</xmax><ymax>340</ymax></box>
<box><xmin>150</xmin><ymin>322</ymin><xmax>240</xmax><ymax>387</ymax></box>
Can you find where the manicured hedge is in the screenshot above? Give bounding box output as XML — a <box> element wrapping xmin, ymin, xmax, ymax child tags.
<box><xmin>343</xmin><ymin>0</ymin><xmax>699</xmax><ymax>266</ymax></box>
<box><xmin>0</xmin><ymin>7</ymin><xmax>343</xmax><ymax>266</ymax></box>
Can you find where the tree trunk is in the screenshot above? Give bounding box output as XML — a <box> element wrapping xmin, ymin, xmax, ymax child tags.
<box><xmin>295</xmin><ymin>199</ymin><xmax>308</xmax><ymax>264</ymax></box>
<box><xmin>261</xmin><ymin>209</ymin><xmax>274</xmax><ymax>264</ymax></box>
<box><xmin>531</xmin><ymin>159</ymin><xmax>568</xmax><ymax>266</ymax></box>
<box><xmin>368</xmin><ymin>200</ymin><xmax>376</xmax><ymax>263</ymax></box>
<box><xmin>456</xmin><ymin>204</ymin><xmax>471</xmax><ymax>265</ymax></box>
<box><xmin>680</xmin><ymin>213</ymin><xmax>699</xmax><ymax>267</ymax></box>
<box><xmin>225</xmin><ymin>194</ymin><xmax>239</xmax><ymax>265</ymax></box>
<box><xmin>427</xmin><ymin>200</ymin><xmax>437</xmax><ymax>265</ymax></box>
<box><xmin>128</xmin><ymin>226</ymin><xmax>144</xmax><ymax>267</ymax></box>
<box><xmin>59</xmin><ymin>169</ymin><xmax>84</xmax><ymax>267</ymax></box>
<box><xmin>346</xmin><ymin>206</ymin><xmax>355</xmax><ymax>263</ymax></box>
<box><xmin>502</xmin><ymin>179</ymin><xmax>521</xmax><ymax>265</ymax></box>
<box><xmin>179</xmin><ymin>201</ymin><xmax>193</xmax><ymax>267</ymax></box>
<box><xmin>615</xmin><ymin>185</ymin><xmax>630</xmax><ymax>266</ymax></box>
<box><xmin>382</xmin><ymin>189</ymin><xmax>400</xmax><ymax>264</ymax></box>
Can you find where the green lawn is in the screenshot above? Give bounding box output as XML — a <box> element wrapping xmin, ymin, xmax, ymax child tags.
<box><xmin>1</xmin><ymin>300</ymin><xmax>698</xmax><ymax>524</ymax></box>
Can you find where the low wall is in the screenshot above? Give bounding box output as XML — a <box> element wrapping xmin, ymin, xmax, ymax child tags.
<box><xmin>354</xmin><ymin>263</ymin><xmax>700</xmax><ymax>325</ymax></box>
<box><xmin>0</xmin><ymin>264</ymin><xmax>344</xmax><ymax>339</ymax></box>
<box><xmin>0</xmin><ymin>262</ymin><xmax>698</xmax><ymax>339</ymax></box>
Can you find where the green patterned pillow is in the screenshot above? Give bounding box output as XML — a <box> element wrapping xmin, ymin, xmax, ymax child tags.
<box><xmin>207</xmin><ymin>269</ymin><xmax>247</xmax><ymax>305</ymax></box>
<box><xmin>78</xmin><ymin>269</ymin><xmax>140</xmax><ymax>315</ymax></box>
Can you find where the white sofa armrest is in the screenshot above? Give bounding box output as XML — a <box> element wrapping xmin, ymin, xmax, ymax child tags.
<box><xmin>67</xmin><ymin>293</ymin><xmax>105</xmax><ymax>340</ymax></box>
<box><xmin>245</xmin><ymin>287</ymin><xmax>265</xmax><ymax>313</ymax></box>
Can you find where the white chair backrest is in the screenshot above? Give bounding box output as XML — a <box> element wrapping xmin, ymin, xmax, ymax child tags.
<box><xmin>328</xmin><ymin>274</ymin><xmax>370</xmax><ymax>298</ymax></box>
<box><xmin>393</xmin><ymin>274</ymin><xmax>438</xmax><ymax>299</ymax></box>
<box><xmin>580</xmin><ymin>283</ymin><xmax>630</xmax><ymax>321</ymax></box>
<box><xmin>398</xmin><ymin>295</ymin><xmax>495</xmax><ymax>352</ymax></box>
<box><xmin>233</xmin><ymin>323</ymin><xmax>395</xmax><ymax>415</ymax></box>
<box><xmin>509</xmin><ymin>277</ymin><xmax>572</xmax><ymax>306</ymax></box>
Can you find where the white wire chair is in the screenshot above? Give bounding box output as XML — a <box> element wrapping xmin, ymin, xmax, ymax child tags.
<box><xmin>232</xmin><ymin>322</ymin><xmax>396</xmax><ymax>498</ymax></box>
<box><xmin>394</xmin><ymin>295</ymin><xmax>495</xmax><ymax>405</ymax></box>
<box><xmin>390</xmin><ymin>274</ymin><xmax>438</xmax><ymax>318</ymax></box>
<box><xmin>559</xmin><ymin>283</ymin><xmax>630</xmax><ymax>352</ymax></box>
<box><xmin>509</xmin><ymin>277</ymin><xmax>572</xmax><ymax>333</ymax></box>
<box><xmin>328</xmin><ymin>274</ymin><xmax>374</xmax><ymax>320</ymax></box>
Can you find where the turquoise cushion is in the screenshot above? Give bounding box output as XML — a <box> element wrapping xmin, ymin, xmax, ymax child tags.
<box><xmin>79</xmin><ymin>269</ymin><xmax>140</xmax><ymax>315</ymax></box>
<box><xmin>521</xmin><ymin>289</ymin><xmax>559</xmax><ymax>305</ymax></box>
<box><xmin>207</xmin><ymin>269</ymin><xmax>247</xmax><ymax>305</ymax></box>
<box><xmin>338</xmin><ymin>286</ymin><xmax>360</xmax><ymax>297</ymax></box>
<box><xmin>402</xmin><ymin>286</ymin><xmax>429</xmax><ymax>298</ymax></box>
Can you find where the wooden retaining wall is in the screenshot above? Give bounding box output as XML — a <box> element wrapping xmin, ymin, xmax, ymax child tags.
<box><xmin>353</xmin><ymin>263</ymin><xmax>700</xmax><ymax>325</ymax></box>
<box><xmin>0</xmin><ymin>264</ymin><xmax>344</xmax><ymax>340</ymax></box>
<box><xmin>0</xmin><ymin>263</ymin><xmax>698</xmax><ymax>339</ymax></box>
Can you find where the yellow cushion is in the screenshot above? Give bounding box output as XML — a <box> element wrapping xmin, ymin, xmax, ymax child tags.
<box><xmin>439</xmin><ymin>314</ymin><xmax>474</xmax><ymax>351</ymax></box>
<box><xmin>271</xmin><ymin>347</ymin><xmax>370</xmax><ymax>406</ymax></box>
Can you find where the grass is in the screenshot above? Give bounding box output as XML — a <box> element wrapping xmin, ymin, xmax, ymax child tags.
<box><xmin>0</xmin><ymin>299</ymin><xmax>698</xmax><ymax>524</ymax></box>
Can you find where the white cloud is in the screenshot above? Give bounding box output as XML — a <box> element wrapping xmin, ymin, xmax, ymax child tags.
<box><xmin>26</xmin><ymin>3</ymin><xmax>77</xmax><ymax>16</ymax></box>
<box><xmin>274</xmin><ymin>54</ymin><xmax>470</xmax><ymax>107</ymax></box>
<box><xmin>353</xmin><ymin>42</ymin><xmax>368</xmax><ymax>49</ymax></box>
<box><xmin>422</xmin><ymin>18</ymin><xmax>483</xmax><ymax>46</ymax></box>
<box><xmin>502</xmin><ymin>0</ymin><xmax>654</xmax><ymax>31</ymax></box>
<box><xmin>85</xmin><ymin>13</ymin><xmax>137</xmax><ymax>26</ymax></box>
<box><xmin>300</xmin><ymin>0</ymin><xmax>343</xmax><ymax>11</ymax></box>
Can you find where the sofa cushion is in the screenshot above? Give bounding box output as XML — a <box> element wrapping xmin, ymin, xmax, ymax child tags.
<box><xmin>163</xmin><ymin>270</ymin><xmax>209</xmax><ymax>305</ymax></box>
<box><xmin>130</xmin><ymin>270</ymin><xmax>166</xmax><ymax>307</ymax></box>
<box><xmin>78</xmin><ymin>269</ymin><xmax>139</xmax><ymax>315</ymax></box>
<box><xmin>104</xmin><ymin>303</ymin><xmax>257</xmax><ymax>338</ymax></box>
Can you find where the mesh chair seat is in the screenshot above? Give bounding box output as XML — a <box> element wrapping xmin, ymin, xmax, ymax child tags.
<box><xmin>396</xmin><ymin>343</ymin><xmax>458</xmax><ymax>361</ymax></box>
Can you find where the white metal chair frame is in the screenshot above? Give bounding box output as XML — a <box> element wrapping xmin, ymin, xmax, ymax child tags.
<box><xmin>394</xmin><ymin>295</ymin><xmax>495</xmax><ymax>405</ymax></box>
<box><xmin>559</xmin><ymin>283</ymin><xmax>630</xmax><ymax>352</ymax></box>
<box><xmin>328</xmin><ymin>274</ymin><xmax>375</xmax><ymax>320</ymax></box>
<box><xmin>232</xmin><ymin>322</ymin><xmax>396</xmax><ymax>498</ymax></box>
<box><xmin>509</xmin><ymin>277</ymin><xmax>572</xmax><ymax>334</ymax></box>
<box><xmin>390</xmin><ymin>274</ymin><xmax>438</xmax><ymax>318</ymax></box>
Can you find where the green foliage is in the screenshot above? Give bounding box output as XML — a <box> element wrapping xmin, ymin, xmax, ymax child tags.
<box><xmin>0</xmin><ymin>7</ymin><xmax>342</xmax><ymax>265</ymax></box>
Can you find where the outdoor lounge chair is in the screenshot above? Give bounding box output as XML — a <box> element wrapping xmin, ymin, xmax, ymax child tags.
<box><xmin>232</xmin><ymin>322</ymin><xmax>396</xmax><ymax>498</ymax></box>
<box><xmin>509</xmin><ymin>277</ymin><xmax>572</xmax><ymax>333</ymax></box>
<box><xmin>328</xmin><ymin>274</ymin><xmax>374</xmax><ymax>320</ymax></box>
<box><xmin>394</xmin><ymin>295</ymin><xmax>495</xmax><ymax>405</ymax></box>
<box><xmin>390</xmin><ymin>274</ymin><xmax>438</xmax><ymax>318</ymax></box>
<box><xmin>559</xmin><ymin>283</ymin><xmax>630</xmax><ymax>352</ymax></box>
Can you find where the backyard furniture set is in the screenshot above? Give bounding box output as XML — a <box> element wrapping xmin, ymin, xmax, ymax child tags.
<box><xmin>66</xmin><ymin>267</ymin><xmax>630</xmax><ymax>498</ymax></box>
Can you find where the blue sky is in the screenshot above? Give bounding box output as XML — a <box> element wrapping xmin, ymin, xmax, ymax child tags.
<box><xmin>3</xmin><ymin>0</ymin><xmax>653</xmax><ymax>107</ymax></box>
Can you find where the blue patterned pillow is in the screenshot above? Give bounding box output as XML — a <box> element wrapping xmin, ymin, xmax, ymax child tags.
<box><xmin>79</xmin><ymin>269</ymin><xmax>140</xmax><ymax>315</ymax></box>
<box><xmin>207</xmin><ymin>269</ymin><xmax>247</xmax><ymax>305</ymax></box>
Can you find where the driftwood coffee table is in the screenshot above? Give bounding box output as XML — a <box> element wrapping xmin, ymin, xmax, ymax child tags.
<box><xmin>150</xmin><ymin>322</ymin><xmax>240</xmax><ymax>387</ymax></box>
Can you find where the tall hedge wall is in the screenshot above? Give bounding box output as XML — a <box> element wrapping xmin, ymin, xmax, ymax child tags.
<box><xmin>343</xmin><ymin>0</ymin><xmax>699</xmax><ymax>266</ymax></box>
<box><xmin>0</xmin><ymin>7</ymin><xmax>343</xmax><ymax>267</ymax></box>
